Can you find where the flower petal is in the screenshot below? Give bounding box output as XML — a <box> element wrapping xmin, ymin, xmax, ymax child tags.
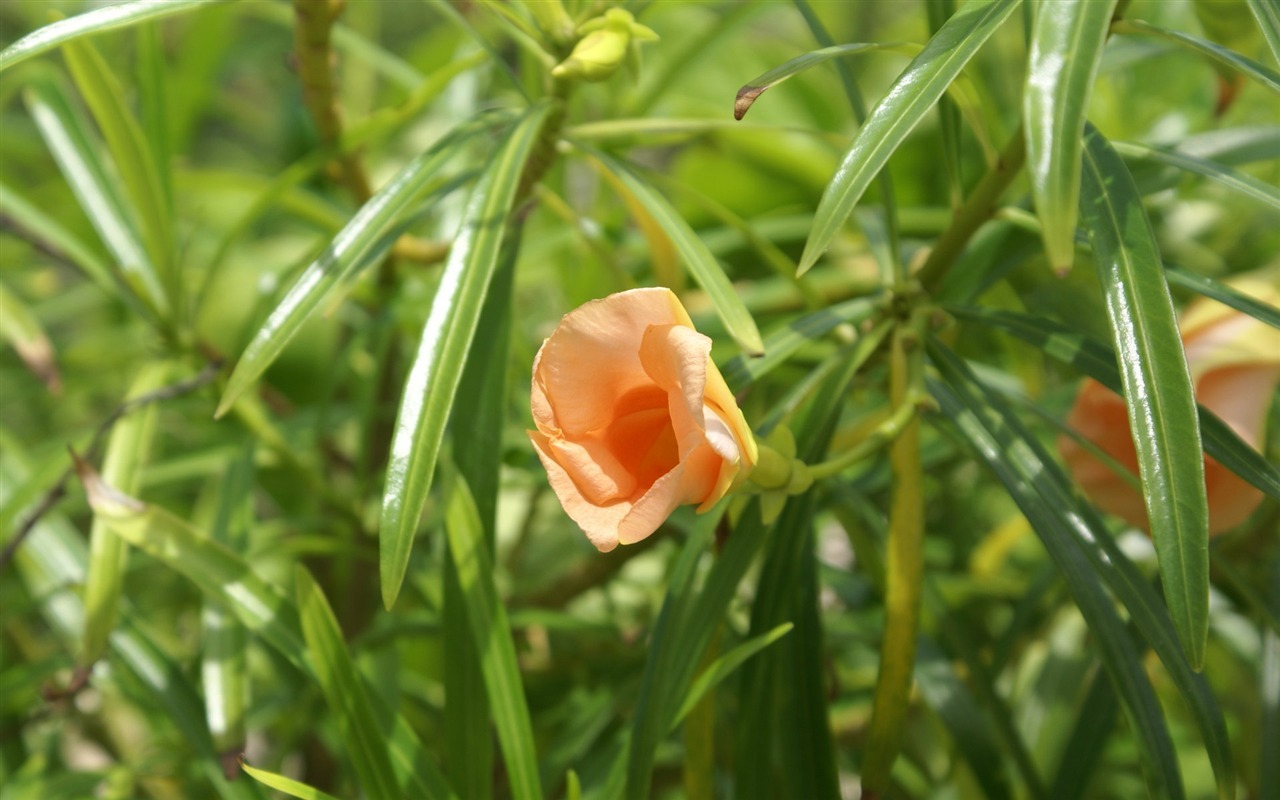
<box><xmin>537</xmin><ymin>288</ymin><xmax>692</xmax><ymax>436</ymax></box>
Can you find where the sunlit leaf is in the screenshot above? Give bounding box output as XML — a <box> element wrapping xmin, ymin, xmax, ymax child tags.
<box><xmin>1080</xmin><ymin>125</ymin><xmax>1209</xmax><ymax>670</ymax></box>
<box><xmin>1023</xmin><ymin>0</ymin><xmax>1117</xmax><ymax>273</ymax></box>
<box><xmin>378</xmin><ymin>102</ymin><xmax>551</xmax><ymax>610</ymax></box>
<box><xmin>798</xmin><ymin>0</ymin><xmax>1019</xmax><ymax>274</ymax></box>
<box><xmin>579</xmin><ymin>146</ymin><xmax>765</xmax><ymax>355</ymax></box>
<box><xmin>216</xmin><ymin>110</ymin><xmax>508</xmax><ymax>418</ymax></box>
<box><xmin>81</xmin><ymin>362</ymin><xmax>169</xmax><ymax>665</ymax></box>
<box><xmin>0</xmin><ymin>0</ymin><xmax>228</xmax><ymax>73</ymax></box>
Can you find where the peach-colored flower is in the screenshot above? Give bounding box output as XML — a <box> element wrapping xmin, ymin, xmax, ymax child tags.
<box><xmin>529</xmin><ymin>288</ymin><xmax>758</xmax><ymax>552</ymax></box>
<box><xmin>1060</xmin><ymin>271</ymin><xmax>1280</xmax><ymax>535</ymax></box>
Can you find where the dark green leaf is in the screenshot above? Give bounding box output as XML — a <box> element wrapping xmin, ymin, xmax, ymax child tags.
<box><xmin>948</xmin><ymin>304</ymin><xmax>1280</xmax><ymax>502</ymax></box>
<box><xmin>296</xmin><ymin>567</ymin><xmax>400</xmax><ymax>800</ymax></box>
<box><xmin>443</xmin><ymin>473</ymin><xmax>543</xmax><ymax>800</ymax></box>
<box><xmin>1080</xmin><ymin>126</ymin><xmax>1209</xmax><ymax>669</ymax></box>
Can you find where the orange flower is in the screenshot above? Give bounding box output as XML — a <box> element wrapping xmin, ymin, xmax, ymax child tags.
<box><xmin>1061</xmin><ymin>271</ymin><xmax>1280</xmax><ymax>535</ymax></box>
<box><xmin>529</xmin><ymin>288</ymin><xmax>758</xmax><ymax>552</ymax></box>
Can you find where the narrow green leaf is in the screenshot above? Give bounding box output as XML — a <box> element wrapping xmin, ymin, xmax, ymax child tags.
<box><xmin>1165</xmin><ymin>267</ymin><xmax>1280</xmax><ymax>331</ymax></box>
<box><xmin>378</xmin><ymin>103</ymin><xmax>551</xmax><ymax>609</ymax></box>
<box><xmin>442</xmin><ymin>222</ymin><xmax>523</xmax><ymax>799</ymax></box>
<box><xmin>579</xmin><ymin>147</ymin><xmax>764</xmax><ymax>355</ymax></box>
<box><xmin>0</xmin><ymin>181</ymin><xmax>114</xmax><ymax>291</ymax></box>
<box><xmin>1263</xmin><ymin>567</ymin><xmax>1280</xmax><ymax>800</ymax></box>
<box><xmin>24</xmin><ymin>75</ymin><xmax>168</xmax><ymax>319</ymax></box>
<box><xmin>671</xmin><ymin>623</ymin><xmax>793</xmax><ymax>729</ymax></box>
<box><xmin>914</xmin><ymin>640</ymin><xmax>1013</xmax><ymax>800</ymax></box>
<box><xmin>443</xmin><ymin>473</ymin><xmax>543</xmax><ymax>800</ymax></box>
<box><xmin>203</xmin><ymin>447</ymin><xmax>254</xmax><ymax>754</ymax></box>
<box><xmin>0</xmin><ymin>0</ymin><xmax>228</xmax><ymax>73</ymax></box>
<box><xmin>1048</xmin><ymin>668</ymin><xmax>1117</xmax><ymax>800</ymax></box>
<box><xmin>72</xmin><ymin>459</ymin><xmax>458</xmax><ymax>799</ymax></box>
<box><xmin>928</xmin><ymin>347</ymin><xmax>1185</xmax><ymax>800</ymax></box>
<box><xmin>0</xmin><ymin>280</ymin><xmax>60</xmax><ymax>391</ymax></box>
<box><xmin>732</xmin><ymin>42</ymin><xmax>915</xmax><ymax>120</ymax></box>
<box><xmin>241</xmin><ymin>764</ymin><xmax>343</xmax><ymax>800</ymax></box>
<box><xmin>135</xmin><ymin>22</ymin><xmax>172</xmax><ymax>213</ymax></box>
<box><xmin>62</xmin><ymin>35</ymin><xmax>174</xmax><ymax>299</ymax></box>
<box><xmin>80</xmin><ymin>363</ymin><xmax>169</xmax><ymax>664</ymax></box>
<box><xmin>1113</xmin><ymin>19</ymin><xmax>1280</xmax><ymax>97</ymax></box>
<box><xmin>216</xmin><ymin>111</ymin><xmax>507</xmax><ymax>418</ymax></box>
<box><xmin>1</xmin><ymin>452</ymin><xmax>262</xmax><ymax>800</ymax></box>
<box><xmin>629</xmin><ymin>351</ymin><xmax>858</xmax><ymax>800</ymax></box>
<box><xmin>929</xmin><ymin>342</ymin><xmax>1234</xmax><ymax>800</ymax></box>
<box><xmin>720</xmin><ymin>292</ymin><xmax>885</xmax><ymax>392</ymax></box>
<box><xmin>798</xmin><ymin>0</ymin><xmax>1019</xmax><ymax>274</ymax></box>
<box><xmin>78</xmin><ymin>460</ymin><xmax>308</xmax><ymax>667</ymax></box>
<box><xmin>948</xmin><ymin>304</ymin><xmax>1280</xmax><ymax>502</ymax></box>
<box><xmin>1113</xmin><ymin>140</ymin><xmax>1280</xmax><ymax>213</ymax></box>
<box><xmin>296</xmin><ymin>567</ymin><xmax>399</xmax><ymax>800</ymax></box>
<box><xmin>1080</xmin><ymin>126</ymin><xmax>1209</xmax><ymax>670</ymax></box>
<box><xmin>1247</xmin><ymin>0</ymin><xmax>1280</xmax><ymax>65</ymax></box>
<box><xmin>1023</xmin><ymin>0</ymin><xmax>1117</xmax><ymax>273</ymax></box>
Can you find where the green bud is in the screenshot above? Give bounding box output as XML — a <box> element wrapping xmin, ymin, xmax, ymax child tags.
<box><xmin>552</xmin><ymin>8</ymin><xmax>657</xmax><ymax>83</ymax></box>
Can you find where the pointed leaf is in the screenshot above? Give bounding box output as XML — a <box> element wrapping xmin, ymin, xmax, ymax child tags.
<box><xmin>733</xmin><ymin>42</ymin><xmax>915</xmax><ymax>120</ymax></box>
<box><xmin>1247</xmin><ymin>0</ymin><xmax>1280</xmax><ymax>65</ymax></box>
<box><xmin>929</xmin><ymin>347</ymin><xmax>1185</xmax><ymax>800</ymax></box>
<box><xmin>948</xmin><ymin>304</ymin><xmax>1280</xmax><ymax>502</ymax></box>
<box><xmin>579</xmin><ymin>147</ymin><xmax>764</xmax><ymax>355</ymax></box>
<box><xmin>1080</xmin><ymin>125</ymin><xmax>1209</xmax><ymax>669</ymax></box>
<box><xmin>242</xmin><ymin>764</ymin><xmax>343</xmax><ymax>800</ymax></box>
<box><xmin>296</xmin><ymin>567</ymin><xmax>400</xmax><ymax>800</ymax></box>
<box><xmin>720</xmin><ymin>292</ymin><xmax>886</xmax><ymax>391</ymax></box>
<box><xmin>1023</xmin><ymin>0</ymin><xmax>1117</xmax><ymax>273</ymax></box>
<box><xmin>1114</xmin><ymin>140</ymin><xmax>1280</xmax><ymax>213</ymax></box>
<box><xmin>379</xmin><ymin>102</ymin><xmax>550</xmax><ymax>609</ymax></box>
<box><xmin>81</xmin><ymin>362</ymin><xmax>170</xmax><ymax>664</ymax></box>
<box><xmin>0</xmin><ymin>280</ymin><xmax>60</xmax><ymax>391</ymax></box>
<box><xmin>62</xmin><ymin>35</ymin><xmax>173</xmax><ymax>295</ymax></box>
<box><xmin>1113</xmin><ymin>19</ymin><xmax>1280</xmax><ymax>96</ymax></box>
<box><xmin>929</xmin><ymin>341</ymin><xmax>1234</xmax><ymax>800</ymax></box>
<box><xmin>216</xmin><ymin>111</ymin><xmax>507</xmax><ymax>417</ymax></box>
<box><xmin>443</xmin><ymin>473</ymin><xmax>543</xmax><ymax>800</ymax></box>
<box><xmin>671</xmin><ymin>623</ymin><xmax>793</xmax><ymax>729</ymax></box>
<box><xmin>24</xmin><ymin>74</ymin><xmax>168</xmax><ymax>318</ymax></box>
<box><xmin>798</xmin><ymin>0</ymin><xmax>1019</xmax><ymax>274</ymax></box>
<box><xmin>0</xmin><ymin>0</ymin><xmax>226</xmax><ymax>73</ymax></box>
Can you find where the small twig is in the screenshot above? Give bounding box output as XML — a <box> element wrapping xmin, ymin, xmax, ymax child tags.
<box><xmin>0</xmin><ymin>361</ymin><xmax>222</xmax><ymax>571</ymax></box>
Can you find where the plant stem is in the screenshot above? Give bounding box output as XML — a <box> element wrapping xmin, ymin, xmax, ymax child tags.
<box><xmin>916</xmin><ymin>127</ymin><xmax>1027</xmax><ymax>293</ymax></box>
<box><xmin>291</xmin><ymin>0</ymin><xmax>372</xmax><ymax>203</ymax></box>
<box><xmin>861</xmin><ymin>315</ymin><xmax>927</xmax><ymax>793</ymax></box>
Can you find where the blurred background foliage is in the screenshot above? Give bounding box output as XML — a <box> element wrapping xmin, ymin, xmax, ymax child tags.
<box><xmin>1</xmin><ymin>0</ymin><xmax>1278</xmax><ymax>799</ymax></box>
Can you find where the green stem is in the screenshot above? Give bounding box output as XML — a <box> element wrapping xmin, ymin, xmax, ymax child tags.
<box><xmin>806</xmin><ymin>394</ymin><xmax>923</xmax><ymax>480</ymax></box>
<box><xmin>916</xmin><ymin>126</ymin><xmax>1027</xmax><ymax>292</ymax></box>
<box><xmin>861</xmin><ymin>316</ymin><xmax>927</xmax><ymax>793</ymax></box>
<box><xmin>291</xmin><ymin>0</ymin><xmax>373</xmax><ymax>203</ymax></box>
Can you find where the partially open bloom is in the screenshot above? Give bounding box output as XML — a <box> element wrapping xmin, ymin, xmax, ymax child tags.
<box><xmin>529</xmin><ymin>288</ymin><xmax>757</xmax><ymax>552</ymax></box>
<box><xmin>1060</xmin><ymin>271</ymin><xmax>1280</xmax><ymax>535</ymax></box>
